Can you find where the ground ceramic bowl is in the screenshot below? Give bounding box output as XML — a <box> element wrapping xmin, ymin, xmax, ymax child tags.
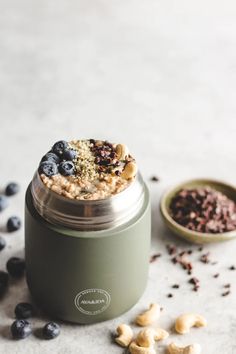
<box><xmin>160</xmin><ymin>178</ymin><xmax>236</xmax><ymax>244</ymax></box>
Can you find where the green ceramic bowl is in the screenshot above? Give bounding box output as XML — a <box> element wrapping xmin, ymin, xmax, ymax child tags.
<box><xmin>160</xmin><ymin>178</ymin><xmax>236</xmax><ymax>244</ymax></box>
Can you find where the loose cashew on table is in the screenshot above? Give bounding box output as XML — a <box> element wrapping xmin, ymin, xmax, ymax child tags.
<box><xmin>135</xmin><ymin>303</ymin><xmax>161</xmax><ymax>326</ymax></box>
<box><xmin>115</xmin><ymin>324</ymin><xmax>133</xmax><ymax>347</ymax></box>
<box><xmin>129</xmin><ymin>341</ymin><xmax>156</xmax><ymax>354</ymax></box>
<box><xmin>136</xmin><ymin>328</ymin><xmax>169</xmax><ymax>347</ymax></box>
<box><xmin>175</xmin><ymin>313</ymin><xmax>207</xmax><ymax>334</ymax></box>
<box><xmin>154</xmin><ymin>328</ymin><xmax>169</xmax><ymax>341</ymax></box>
<box><xmin>167</xmin><ymin>342</ymin><xmax>202</xmax><ymax>354</ymax></box>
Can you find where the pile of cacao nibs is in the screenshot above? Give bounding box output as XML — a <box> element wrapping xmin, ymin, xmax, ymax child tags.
<box><xmin>169</xmin><ymin>186</ymin><xmax>236</xmax><ymax>233</ymax></box>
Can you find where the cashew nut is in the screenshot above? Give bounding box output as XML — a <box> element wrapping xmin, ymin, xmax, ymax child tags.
<box><xmin>136</xmin><ymin>329</ymin><xmax>155</xmax><ymax>348</ymax></box>
<box><xmin>167</xmin><ymin>342</ymin><xmax>201</xmax><ymax>354</ymax></box>
<box><xmin>116</xmin><ymin>144</ymin><xmax>129</xmax><ymax>160</ymax></box>
<box><xmin>154</xmin><ymin>328</ymin><xmax>169</xmax><ymax>341</ymax></box>
<box><xmin>115</xmin><ymin>324</ymin><xmax>133</xmax><ymax>347</ymax></box>
<box><xmin>121</xmin><ymin>161</ymin><xmax>137</xmax><ymax>179</ymax></box>
<box><xmin>175</xmin><ymin>313</ymin><xmax>207</xmax><ymax>334</ymax></box>
<box><xmin>136</xmin><ymin>328</ymin><xmax>169</xmax><ymax>347</ymax></box>
<box><xmin>135</xmin><ymin>303</ymin><xmax>161</xmax><ymax>326</ymax></box>
<box><xmin>129</xmin><ymin>341</ymin><xmax>156</xmax><ymax>354</ymax></box>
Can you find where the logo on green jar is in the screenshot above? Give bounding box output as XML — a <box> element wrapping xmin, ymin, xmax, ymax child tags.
<box><xmin>74</xmin><ymin>288</ymin><xmax>111</xmax><ymax>315</ymax></box>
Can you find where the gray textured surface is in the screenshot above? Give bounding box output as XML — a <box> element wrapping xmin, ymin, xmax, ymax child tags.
<box><xmin>0</xmin><ymin>1</ymin><xmax>236</xmax><ymax>353</ymax></box>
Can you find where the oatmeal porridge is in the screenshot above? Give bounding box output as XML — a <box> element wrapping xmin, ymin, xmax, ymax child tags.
<box><xmin>38</xmin><ymin>139</ymin><xmax>137</xmax><ymax>200</ymax></box>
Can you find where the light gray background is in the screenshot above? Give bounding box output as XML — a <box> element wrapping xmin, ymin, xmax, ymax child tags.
<box><xmin>0</xmin><ymin>1</ymin><xmax>236</xmax><ymax>353</ymax></box>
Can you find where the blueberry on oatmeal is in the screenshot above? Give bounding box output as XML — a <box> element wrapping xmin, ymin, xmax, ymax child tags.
<box><xmin>52</xmin><ymin>140</ymin><xmax>69</xmax><ymax>156</ymax></box>
<box><xmin>38</xmin><ymin>161</ymin><xmax>58</xmax><ymax>177</ymax></box>
<box><xmin>41</xmin><ymin>152</ymin><xmax>60</xmax><ymax>164</ymax></box>
<box><xmin>62</xmin><ymin>148</ymin><xmax>77</xmax><ymax>161</ymax></box>
<box><xmin>58</xmin><ymin>161</ymin><xmax>75</xmax><ymax>176</ymax></box>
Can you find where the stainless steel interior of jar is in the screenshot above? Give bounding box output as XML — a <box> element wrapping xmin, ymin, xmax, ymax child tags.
<box><xmin>30</xmin><ymin>171</ymin><xmax>146</xmax><ymax>231</ymax></box>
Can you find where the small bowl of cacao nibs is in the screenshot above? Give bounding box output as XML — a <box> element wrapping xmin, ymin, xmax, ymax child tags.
<box><xmin>160</xmin><ymin>178</ymin><xmax>236</xmax><ymax>243</ymax></box>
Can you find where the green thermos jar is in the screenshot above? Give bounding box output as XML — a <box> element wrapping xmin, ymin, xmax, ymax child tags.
<box><xmin>25</xmin><ymin>171</ymin><xmax>151</xmax><ymax>324</ymax></box>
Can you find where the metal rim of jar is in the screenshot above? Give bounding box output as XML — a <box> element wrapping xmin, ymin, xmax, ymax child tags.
<box><xmin>30</xmin><ymin>171</ymin><xmax>146</xmax><ymax>231</ymax></box>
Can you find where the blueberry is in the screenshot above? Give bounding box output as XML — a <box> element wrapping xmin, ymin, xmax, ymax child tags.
<box><xmin>6</xmin><ymin>257</ymin><xmax>25</xmax><ymax>277</ymax></box>
<box><xmin>0</xmin><ymin>270</ymin><xmax>9</xmax><ymax>295</ymax></box>
<box><xmin>41</xmin><ymin>152</ymin><xmax>60</xmax><ymax>164</ymax></box>
<box><xmin>0</xmin><ymin>282</ymin><xmax>7</xmax><ymax>296</ymax></box>
<box><xmin>58</xmin><ymin>161</ymin><xmax>75</xmax><ymax>176</ymax></box>
<box><xmin>62</xmin><ymin>149</ymin><xmax>77</xmax><ymax>161</ymax></box>
<box><xmin>0</xmin><ymin>236</ymin><xmax>6</xmax><ymax>251</ymax></box>
<box><xmin>42</xmin><ymin>322</ymin><xmax>60</xmax><ymax>339</ymax></box>
<box><xmin>0</xmin><ymin>270</ymin><xmax>9</xmax><ymax>286</ymax></box>
<box><xmin>38</xmin><ymin>161</ymin><xmax>58</xmax><ymax>177</ymax></box>
<box><xmin>0</xmin><ymin>195</ymin><xmax>9</xmax><ymax>212</ymax></box>
<box><xmin>15</xmin><ymin>303</ymin><xmax>34</xmax><ymax>319</ymax></box>
<box><xmin>52</xmin><ymin>140</ymin><xmax>68</xmax><ymax>156</ymax></box>
<box><xmin>11</xmin><ymin>319</ymin><xmax>32</xmax><ymax>339</ymax></box>
<box><xmin>5</xmin><ymin>182</ymin><xmax>20</xmax><ymax>196</ymax></box>
<box><xmin>7</xmin><ymin>216</ymin><xmax>21</xmax><ymax>232</ymax></box>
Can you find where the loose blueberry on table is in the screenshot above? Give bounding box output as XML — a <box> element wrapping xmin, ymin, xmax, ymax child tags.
<box><xmin>6</xmin><ymin>257</ymin><xmax>25</xmax><ymax>277</ymax></box>
<box><xmin>11</xmin><ymin>319</ymin><xmax>32</xmax><ymax>339</ymax></box>
<box><xmin>0</xmin><ymin>235</ymin><xmax>6</xmax><ymax>251</ymax></box>
<box><xmin>42</xmin><ymin>322</ymin><xmax>60</xmax><ymax>339</ymax></box>
<box><xmin>0</xmin><ymin>270</ymin><xmax>9</xmax><ymax>295</ymax></box>
<box><xmin>5</xmin><ymin>182</ymin><xmax>20</xmax><ymax>196</ymax></box>
<box><xmin>15</xmin><ymin>303</ymin><xmax>34</xmax><ymax>319</ymax></box>
<box><xmin>7</xmin><ymin>216</ymin><xmax>21</xmax><ymax>232</ymax></box>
